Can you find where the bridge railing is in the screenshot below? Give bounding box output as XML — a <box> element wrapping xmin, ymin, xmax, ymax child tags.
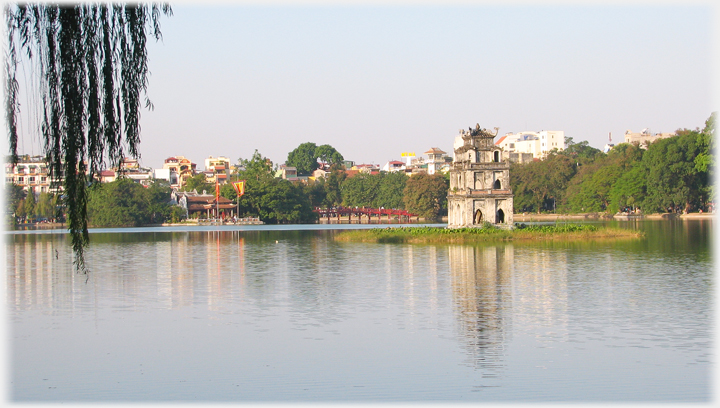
<box><xmin>313</xmin><ymin>206</ymin><xmax>418</xmax><ymax>217</ymax></box>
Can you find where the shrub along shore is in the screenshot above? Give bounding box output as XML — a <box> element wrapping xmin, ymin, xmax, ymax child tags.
<box><xmin>334</xmin><ymin>224</ymin><xmax>643</xmax><ymax>244</ymax></box>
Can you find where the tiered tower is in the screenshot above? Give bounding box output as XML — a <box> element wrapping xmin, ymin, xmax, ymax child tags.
<box><xmin>448</xmin><ymin>124</ymin><xmax>514</xmax><ymax>228</ymax></box>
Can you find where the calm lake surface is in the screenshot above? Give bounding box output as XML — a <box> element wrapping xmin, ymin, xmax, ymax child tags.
<box><xmin>5</xmin><ymin>220</ymin><xmax>713</xmax><ymax>402</ymax></box>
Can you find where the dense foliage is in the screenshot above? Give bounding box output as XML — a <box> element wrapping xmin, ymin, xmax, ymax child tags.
<box><xmin>5</xmin><ymin>185</ymin><xmax>61</xmax><ymax>224</ymax></box>
<box><xmin>233</xmin><ymin>150</ymin><xmax>316</xmax><ymax>223</ymax></box>
<box><xmin>87</xmin><ymin>178</ymin><xmax>180</xmax><ymax>226</ymax></box>
<box><xmin>511</xmin><ymin>113</ymin><xmax>715</xmax><ymax>214</ymax></box>
<box><xmin>403</xmin><ymin>173</ymin><xmax>448</xmax><ymax>220</ymax></box>
<box><xmin>286</xmin><ymin>142</ymin><xmax>344</xmax><ymax>175</ymax></box>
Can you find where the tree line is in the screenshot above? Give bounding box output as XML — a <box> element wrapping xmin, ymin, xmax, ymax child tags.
<box><xmin>10</xmin><ymin>112</ymin><xmax>711</xmax><ymax>228</ymax></box>
<box><xmin>222</xmin><ymin>150</ymin><xmax>450</xmax><ymax>223</ymax></box>
<box><xmin>511</xmin><ymin>113</ymin><xmax>715</xmax><ymax>214</ymax></box>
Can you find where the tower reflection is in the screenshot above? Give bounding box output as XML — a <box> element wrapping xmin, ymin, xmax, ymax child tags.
<box><xmin>448</xmin><ymin>244</ymin><xmax>514</xmax><ymax>374</ymax></box>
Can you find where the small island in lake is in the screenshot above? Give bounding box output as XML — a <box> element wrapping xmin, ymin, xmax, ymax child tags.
<box><xmin>334</xmin><ymin>224</ymin><xmax>643</xmax><ymax>244</ymax></box>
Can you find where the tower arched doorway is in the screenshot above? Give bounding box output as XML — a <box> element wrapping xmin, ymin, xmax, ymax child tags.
<box><xmin>493</xmin><ymin>179</ymin><xmax>501</xmax><ymax>189</ymax></box>
<box><xmin>474</xmin><ymin>209</ymin><xmax>483</xmax><ymax>224</ymax></box>
<box><xmin>497</xmin><ymin>209</ymin><xmax>505</xmax><ymax>224</ymax></box>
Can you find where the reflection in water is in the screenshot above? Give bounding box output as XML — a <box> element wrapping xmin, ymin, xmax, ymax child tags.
<box><xmin>448</xmin><ymin>245</ymin><xmax>514</xmax><ymax>375</ymax></box>
<box><xmin>5</xmin><ymin>222</ymin><xmax>713</xmax><ymax>402</ymax></box>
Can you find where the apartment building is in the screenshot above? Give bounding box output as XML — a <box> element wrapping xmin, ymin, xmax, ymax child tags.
<box><xmin>4</xmin><ymin>155</ymin><xmax>62</xmax><ymax>195</ymax></box>
<box><xmin>163</xmin><ymin>156</ymin><xmax>196</xmax><ymax>189</ymax></box>
<box><xmin>204</xmin><ymin>156</ymin><xmax>231</xmax><ymax>184</ymax></box>
<box><xmin>494</xmin><ymin>130</ymin><xmax>565</xmax><ymax>160</ymax></box>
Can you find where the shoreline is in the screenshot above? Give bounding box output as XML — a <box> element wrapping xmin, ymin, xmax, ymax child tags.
<box><xmin>513</xmin><ymin>212</ymin><xmax>715</xmax><ymax>222</ymax></box>
<box><xmin>7</xmin><ymin>212</ymin><xmax>713</xmax><ymax>231</ymax></box>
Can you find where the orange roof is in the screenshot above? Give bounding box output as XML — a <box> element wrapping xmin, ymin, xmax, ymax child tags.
<box><xmin>424</xmin><ymin>147</ymin><xmax>446</xmax><ymax>154</ymax></box>
<box><xmin>495</xmin><ymin>135</ymin><xmax>507</xmax><ymax>145</ymax></box>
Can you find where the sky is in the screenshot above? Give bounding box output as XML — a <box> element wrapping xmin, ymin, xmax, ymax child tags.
<box><xmin>8</xmin><ymin>1</ymin><xmax>718</xmax><ymax>170</ymax></box>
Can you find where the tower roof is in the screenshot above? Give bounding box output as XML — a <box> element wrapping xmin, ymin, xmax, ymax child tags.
<box><xmin>424</xmin><ymin>147</ymin><xmax>446</xmax><ymax>155</ymax></box>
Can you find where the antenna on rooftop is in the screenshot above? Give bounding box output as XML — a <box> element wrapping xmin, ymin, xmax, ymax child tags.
<box><xmin>609</xmin><ymin>132</ymin><xmax>612</xmax><ymax>142</ymax></box>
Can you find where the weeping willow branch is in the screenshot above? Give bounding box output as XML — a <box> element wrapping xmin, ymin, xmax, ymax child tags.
<box><xmin>4</xmin><ymin>3</ymin><xmax>172</xmax><ymax>272</ymax></box>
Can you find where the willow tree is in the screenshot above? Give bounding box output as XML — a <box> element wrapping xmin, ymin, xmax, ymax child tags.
<box><xmin>5</xmin><ymin>3</ymin><xmax>172</xmax><ymax>271</ymax></box>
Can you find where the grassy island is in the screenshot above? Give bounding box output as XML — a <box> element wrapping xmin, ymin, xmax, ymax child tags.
<box><xmin>334</xmin><ymin>224</ymin><xmax>643</xmax><ymax>244</ymax></box>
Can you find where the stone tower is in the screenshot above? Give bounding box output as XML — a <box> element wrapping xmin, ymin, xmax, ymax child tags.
<box><xmin>448</xmin><ymin>124</ymin><xmax>514</xmax><ymax>228</ymax></box>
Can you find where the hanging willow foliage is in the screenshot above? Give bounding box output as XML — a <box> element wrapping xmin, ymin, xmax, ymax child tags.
<box><xmin>5</xmin><ymin>3</ymin><xmax>172</xmax><ymax>272</ymax></box>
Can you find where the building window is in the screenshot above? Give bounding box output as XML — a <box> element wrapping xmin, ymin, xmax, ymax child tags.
<box><xmin>29</xmin><ymin>177</ymin><xmax>35</xmax><ymax>183</ymax></box>
<box><xmin>17</xmin><ymin>177</ymin><xmax>24</xmax><ymax>183</ymax></box>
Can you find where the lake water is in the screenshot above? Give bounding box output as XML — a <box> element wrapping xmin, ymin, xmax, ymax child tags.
<box><xmin>5</xmin><ymin>220</ymin><xmax>714</xmax><ymax>402</ymax></box>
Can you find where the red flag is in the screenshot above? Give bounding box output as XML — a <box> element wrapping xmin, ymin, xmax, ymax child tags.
<box><xmin>215</xmin><ymin>179</ymin><xmax>219</xmax><ymax>201</ymax></box>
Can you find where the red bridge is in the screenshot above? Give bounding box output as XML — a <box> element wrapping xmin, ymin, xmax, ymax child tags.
<box><xmin>314</xmin><ymin>206</ymin><xmax>418</xmax><ymax>221</ymax></box>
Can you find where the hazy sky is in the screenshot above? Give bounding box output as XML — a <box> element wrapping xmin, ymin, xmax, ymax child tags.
<box><xmin>10</xmin><ymin>1</ymin><xmax>718</xmax><ymax>170</ymax></box>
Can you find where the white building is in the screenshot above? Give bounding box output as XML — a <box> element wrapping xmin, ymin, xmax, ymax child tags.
<box><xmin>5</xmin><ymin>155</ymin><xmax>63</xmax><ymax>195</ymax></box>
<box><xmin>494</xmin><ymin>130</ymin><xmax>565</xmax><ymax>159</ymax></box>
<box><xmin>382</xmin><ymin>160</ymin><xmax>406</xmax><ymax>172</ymax></box>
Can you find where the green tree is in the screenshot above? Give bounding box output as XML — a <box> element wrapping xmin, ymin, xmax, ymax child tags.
<box><xmin>183</xmin><ymin>173</ymin><xmax>213</xmax><ymax>194</ymax></box>
<box><xmin>286</xmin><ymin>142</ymin><xmax>344</xmax><ymax>176</ymax></box>
<box><xmin>511</xmin><ymin>153</ymin><xmax>576</xmax><ymax>213</ymax></box>
<box><xmin>144</xmin><ymin>179</ymin><xmax>173</xmax><ymax>224</ymax></box>
<box><xmin>375</xmin><ymin>171</ymin><xmax>407</xmax><ymax>209</ymax></box>
<box><xmin>237</xmin><ymin>150</ymin><xmax>274</xmax><ymax>182</ymax></box>
<box><xmin>315</xmin><ymin>144</ymin><xmax>344</xmax><ymax>167</ymax></box>
<box><xmin>23</xmin><ymin>191</ymin><xmax>37</xmax><ymax>220</ymax></box>
<box><xmin>287</xmin><ymin>142</ymin><xmax>319</xmax><ymax>175</ymax></box>
<box><xmin>562</xmin><ymin>137</ymin><xmax>603</xmax><ymax>164</ymax></box>
<box><xmin>235</xmin><ymin>150</ymin><xmax>316</xmax><ymax>223</ymax></box>
<box><xmin>322</xmin><ymin>164</ymin><xmax>346</xmax><ymax>207</ymax></box>
<box><xmin>608</xmin><ymin>164</ymin><xmax>646</xmax><ymax>212</ymax></box>
<box><xmin>36</xmin><ymin>192</ymin><xmax>56</xmax><ymax>219</ymax></box>
<box><xmin>341</xmin><ymin>173</ymin><xmax>381</xmax><ymax>208</ymax></box>
<box><xmin>304</xmin><ymin>179</ymin><xmax>327</xmax><ymax>208</ymax></box>
<box><xmin>4</xmin><ymin>183</ymin><xmax>26</xmax><ymax>216</ymax></box>
<box><xmin>403</xmin><ymin>173</ymin><xmax>448</xmax><ymax>220</ymax></box>
<box><xmin>641</xmin><ymin>130</ymin><xmax>704</xmax><ymax>213</ymax></box>
<box><xmin>88</xmin><ymin>179</ymin><xmax>150</xmax><ymax>226</ymax></box>
<box><xmin>5</xmin><ymin>3</ymin><xmax>172</xmax><ymax>270</ymax></box>
<box><xmin>87</xmin><ymin>178</ymin><xmax>175</xmax><ymax>226</ymax></box>
<box><xmin>693</xmin><ymin>112</ymin><xmax>716</xmax><ymax>202</ymax></box>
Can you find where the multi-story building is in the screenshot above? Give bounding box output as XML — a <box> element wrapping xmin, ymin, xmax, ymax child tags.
<box><xmin>391</xmin><ymin>148</ymin><xmax>452</xmax><ymax>175</ymax></box>
<box><xmin>493</xmin><ymin>130</ymin><xmax>565</xmax><ymax>160</ymax></box>
<box><xmin>4</xmin><ymin>155</ymin><xmax>63</xmax><ymax>195</ymax></box>
<box><xmin>204</xmin><ymin>156</ymin><xmax>231</xmax><ymax>185</ymax></box>
<box><xmin>163</xmin><ymin>156</ymin><xmax>196</xmax><ymax>189</ymax></box>
<box><xmin>382</xmin><ymin>160</ymin><xmax>406</xmax><ymax>173</ymax></box>
<box><xmin>624</xmin><ymin>129</ymin><xmax>675</xmax><ymax>147</ymax></box>
<box><xmin>96</xmin><ymin>157</ymin><xmax>154</xmax><ymax>186</ymax></box>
